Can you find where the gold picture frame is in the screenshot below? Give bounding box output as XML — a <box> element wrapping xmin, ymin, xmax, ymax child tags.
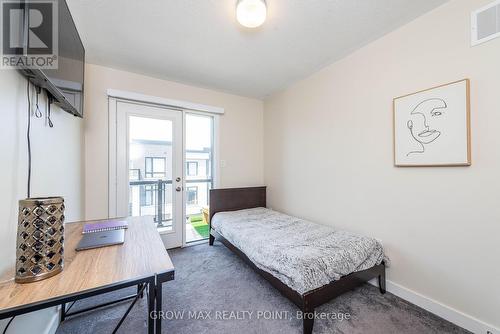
<box><xmin>393</xmin><ymin>79</ymin><xmax>471</xmax><ymax>167</ymax></box>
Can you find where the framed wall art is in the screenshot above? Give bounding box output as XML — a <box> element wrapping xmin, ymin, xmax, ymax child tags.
<box><xmin>393</xmin><ymin>79</ymin><xmax>471</xmax><ymax>166</ymax></box>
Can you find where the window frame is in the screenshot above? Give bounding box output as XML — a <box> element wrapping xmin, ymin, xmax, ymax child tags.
<box><xmin>140</xmin><ymin>184</ymin><xmax>155</xmax><ymax>206</ymax></box>
<box><xmin>186</xmin><ymin>161</ymin><xmax>199</xmax><ymax>177</ymax></box>
<box><xmin>129</xmin><ymin>168</ymin><xmax>141</xmax><ymax>181</ymax></box>
<box><xmin>145</xmin><ymin>157</ymin><xmax>167</xmax><ymax>179</ymax></box>
<box><xmin>186</xmin><ymin>186</ymin><xmax>198</xmax><ymax>205</ymax></box>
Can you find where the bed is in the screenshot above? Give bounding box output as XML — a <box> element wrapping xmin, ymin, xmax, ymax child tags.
<box><xmin>209</xmin><ymin>186</ymin><xmax>386</xmax><ymax>334</ymax></box>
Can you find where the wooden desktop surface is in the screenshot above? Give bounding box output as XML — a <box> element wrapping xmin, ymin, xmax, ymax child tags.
<box><xmin>0</xmin><ymin>216</ymin><xmax>174</xmax><ymax>312</ymax></box>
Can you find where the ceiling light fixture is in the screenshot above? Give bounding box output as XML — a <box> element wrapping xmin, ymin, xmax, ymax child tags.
<box><xmin>236</xmin><ymin>0</ymin><xmax>267</xmax><ymax>28</ymax></box>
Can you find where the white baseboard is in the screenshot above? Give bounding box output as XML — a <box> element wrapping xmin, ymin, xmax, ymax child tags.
<box><xmin>368</xmin><ymin>279</ymin><xmax>498</xmax><ymax>334</ymax></box>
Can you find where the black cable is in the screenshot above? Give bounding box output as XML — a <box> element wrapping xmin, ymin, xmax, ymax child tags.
<box><xmin>47</xmin><ymin>95</ymin><xmax>53</xmax><ymax>128</ymax></box>
<box><xmin>2</xmin><ymin>316</ymin><xmax>15</xmax><ymax>334</ymax></box>
<box><xmin>27</xmin><ymin>80</ymin><xmax>32</xmax><ymax>198</ymax></box>
<box><xmin>34</xmin><ymin>88</ymin><xmax>42</xmax><ymax>118</ymax></box>
<box><xmin>45</xmin><ymin>90</ymin><xmax>49</xmax><ymax>125</ymax></box>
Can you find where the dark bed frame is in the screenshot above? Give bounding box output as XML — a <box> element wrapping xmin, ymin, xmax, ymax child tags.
<box><xmin>208</xmin><ymin>186</ymin><xmax>386</xmax><ymax>334</ymax></box>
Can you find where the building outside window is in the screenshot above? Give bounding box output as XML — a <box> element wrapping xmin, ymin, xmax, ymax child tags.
<box><xmin>141</xmin><ymin>185</ymin><xmax>155</xmax><ymax>206</ymax></box>
<box><xmin>129</xmin><ymin>169</ymin><xmax>141</xmax><ymax>181</ymax></box>
<box><xmin>187</xmin><ymin>161</ymin><xmax>199</xmax><ymax>176</ymax></box>
<box><xmin>187</xmin><ymin>186</ymin><xmax>198</xmax><ymax>205</ymax></box>
<box><xmin>145</xmin><ymin>157</ymin><xmax>166</xmax><ymax>178</ymax></box>
<box><xmin>205</xmin><ymin>160</ymin><xmax>210</xmax><ymax>178</ymax></box>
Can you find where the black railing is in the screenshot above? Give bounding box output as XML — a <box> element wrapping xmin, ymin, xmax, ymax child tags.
<box><xmin>129</xmin><ymin>178</ymin><xmax>212</xmax><ymax>227</ymax></box>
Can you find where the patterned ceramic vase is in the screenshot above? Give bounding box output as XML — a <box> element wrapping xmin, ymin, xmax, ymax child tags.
<box><xmin>15</xmin><ymin>197</ymin><xmax>65</xmax><ymax>283</ymax></box>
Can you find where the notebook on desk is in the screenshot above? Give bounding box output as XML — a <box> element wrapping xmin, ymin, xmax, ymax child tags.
<box><xmin>76</xmin><ymin>229</ymin><xmax>125</xmax><ymax>251</ymax></box>
<box><xmin>82</xmin><ymin>220</ymin><xmax>128</xmax><ymax>234</ymax></box>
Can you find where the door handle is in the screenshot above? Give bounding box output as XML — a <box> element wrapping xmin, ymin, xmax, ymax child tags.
<box><xmin>176</xmin><ymin>177</ymin><xmax>181</xmax><ymax>182</ymax></box>
<box><xmin>176</xmin><ymin>186</ymin><xmax>182</xmax><ymax>192</ymax></box>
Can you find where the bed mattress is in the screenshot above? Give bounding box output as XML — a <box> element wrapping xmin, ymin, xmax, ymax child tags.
<box><xmin>211</xmin><ymin>207</ymin><xmax>385</xmax><ymax>295</ymax></box>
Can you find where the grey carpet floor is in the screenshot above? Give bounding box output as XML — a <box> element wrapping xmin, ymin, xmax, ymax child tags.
<box><xmin>57</xmin><ymin>243</ymin><xmax>470</xmax><ymax>334</ymax></box>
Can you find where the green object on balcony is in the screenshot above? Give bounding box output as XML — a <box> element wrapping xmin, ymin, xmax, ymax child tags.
<box><xmin>190</xmin><ymin>215</ymin><xmax>203</xmax><ymax>223</ymax></box>
<box><xmin>189</xmin><ymin>215</ymin><xmax>209</xmax><ymax>238</ymax></box>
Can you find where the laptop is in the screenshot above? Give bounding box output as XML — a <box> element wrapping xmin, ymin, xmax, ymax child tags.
<box><xmin>76</xmin><ymin>229</ymin><xmax>125</xmax><ymax>251</ymax></box>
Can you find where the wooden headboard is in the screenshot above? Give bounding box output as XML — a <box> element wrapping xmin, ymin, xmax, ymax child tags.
<box><xmin>209</xmin><ymin>186</ymin><xmax>267</xmax><ymax>223</ymax></box>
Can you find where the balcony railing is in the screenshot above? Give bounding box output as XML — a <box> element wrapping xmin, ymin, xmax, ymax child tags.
<box><xmin>129</xmin><ymin>178</ymin><xmax>212</xmax><ymax>228</ymax></box>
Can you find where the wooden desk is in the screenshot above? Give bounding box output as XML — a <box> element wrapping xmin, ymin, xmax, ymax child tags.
<box><xmin>0</xmin><ymin>216</ymin><xmax>174</xmax><ymax>333</ymax></box>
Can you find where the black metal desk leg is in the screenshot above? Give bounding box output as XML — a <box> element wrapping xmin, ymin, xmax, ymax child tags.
<box><xmin>155</xmin><ymin>277</ymin><xmax>163</xmax><ymax>334</ymax></box>
<box><xmin>148</xmin><ymin>280</ymin><xmax>155</xmax><ymax>334</ymax></box>
<box><xmin>112</xmin><ymin>283</ymin><xmax>147</xmax><ymax>334</ymax></box>
<box><xmin>60</xmin><ymin>303</ymin><xmax>65</xmax><ymax>322</ymax></box>
<box><xmin>154</xmin><ymin>271</ymin><xmax>174</xmax><ymax>334</ymax></box>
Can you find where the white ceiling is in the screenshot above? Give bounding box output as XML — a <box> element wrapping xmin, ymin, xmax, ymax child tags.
<box><xmin>67</xmin><ymin>0</ymin><xmax>448</xmax><ymax>99</ymax></box>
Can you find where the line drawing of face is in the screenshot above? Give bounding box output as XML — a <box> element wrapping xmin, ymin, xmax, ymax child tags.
<box><xmin>406</xmin><ymin>98</ymin><xmax>447</xmax><ymax>156</ymax></box>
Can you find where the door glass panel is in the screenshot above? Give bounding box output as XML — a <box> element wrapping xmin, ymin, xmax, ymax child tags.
<box><xmin>128</xmin><ymin>116</ymin><xmax>173</xmax><ymax>232</ymax></box>
<box><xmin>185</xmin><ymin>114</ymin><xmax>213</xmax><ymax>242</ymax></box>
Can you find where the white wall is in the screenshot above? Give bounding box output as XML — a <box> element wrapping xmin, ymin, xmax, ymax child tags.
<box><xmin>84</xmin><ymin>64</ymin><xmax>264</xmax><ymax>220</ymax></box>
<box><xmin>264</xmin><ymin>0</ymin><xmax>500</xmax><ymax>331</ymax></box>
<box><xmin>0</xmin><ymin>70</ymin><xmax>84</xmax><ymax>333</ymax></box>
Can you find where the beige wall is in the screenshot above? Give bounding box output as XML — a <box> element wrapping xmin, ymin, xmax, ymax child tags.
<box><xmin>0</xmin><ymin>70</ymin><xmax>84</xmax><ymax>333</ymax></box>
<box><xmin>264</xmin><ymin>0</ymin><xmax>500</xmax><ymax>329</ymax></box>
<box><xmin>84</xmin><ymin>64</ymin><xmax>264</xmax><ymax>219</ymax></box>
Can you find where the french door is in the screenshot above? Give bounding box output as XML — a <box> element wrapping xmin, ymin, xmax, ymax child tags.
<box><xmin>114</xmin><ymin>101</ymin><xmax>184</xmax><ymax>248</ymax></box>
